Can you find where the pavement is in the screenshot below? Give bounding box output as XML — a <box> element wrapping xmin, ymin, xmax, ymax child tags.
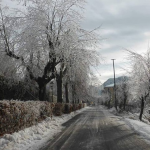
<box><xmin>41</xmin><ymin>106</ymin><xmax>150</xmax><ymax>150</ymax></box>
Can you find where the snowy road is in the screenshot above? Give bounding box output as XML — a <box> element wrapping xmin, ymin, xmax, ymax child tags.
<box><xmin>41</xmin><ymin>106</ymin><xmax>150</xmax><ymax>150</ymax></box>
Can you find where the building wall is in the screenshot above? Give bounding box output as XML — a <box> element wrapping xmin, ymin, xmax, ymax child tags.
<box><xmin>104</xmin><ymin>86</ymin><xmax>115</xmax><ymax>104</ymax></box>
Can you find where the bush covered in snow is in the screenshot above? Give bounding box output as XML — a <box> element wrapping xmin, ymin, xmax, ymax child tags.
<box><xmin>63</xmin><ymin>103</ymin><xmax>73</xmax><ymax>114</ymax></box>
<box><xmin>0</xmin><ymin>100</ymin><xmax>52</xmax><ymax>136</ymax></box>
<box><xmin>53</xmin><ymin>103</ymin><xmax>64</xmax><ymax>116</ymax></box>
<box><xmin>53</xmin><ymin>103</ymin><xmax>85</xmax><ymax>115</ymax></box>
<box><xmin>0</xmin><ymin>100</ymin><xmax>87</xmax><ymax>136</ymax></box>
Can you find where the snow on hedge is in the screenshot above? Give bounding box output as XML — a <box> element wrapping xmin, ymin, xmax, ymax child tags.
<box><xmin>0</xmin><ymin>100</ymin><xmax>52</xmax><ymax>136</ymax></box>
<box><xmin>0</xmin><ymin>107</ymin><xmax>89</xmax><ymax>150</ymax></box>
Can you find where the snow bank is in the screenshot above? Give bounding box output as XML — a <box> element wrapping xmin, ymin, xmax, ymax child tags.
<box><xmin>105</xmin><ymin>105</ymin><xmax>150</xmax><ymax>144</ymax></box>
<box><xmin>0</xmin><ymin>107</ymin><xmax>89</xmax><ymax>150</ymax></box>
<box><xmin>109</xmin><ymin>107</ymin><xmax>117</xmax><ymax>114</ymax></box>
<box><xmin>125</xmin><ymin>118</ymin><xmax>150</xmax><ymax>142</ymax></box>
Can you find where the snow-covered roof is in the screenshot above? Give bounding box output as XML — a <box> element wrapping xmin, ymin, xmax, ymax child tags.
<box><xmin>105</xmin><ymin>82</ymin><xmax>122</xmax><ymax>88</ymax></box>
<box><xmin>105</xmin><ymin>83</ymin><xmax>114</xmax><ymax>88</ymax></box>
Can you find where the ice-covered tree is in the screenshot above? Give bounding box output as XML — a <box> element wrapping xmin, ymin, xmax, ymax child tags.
<box><xmin>0</xmin><ymin>6</ymin><xmax>20</xmax><ymax>78</ymax></box>
<box><xmin>1</xmin><ymin>0</ymin><xmax>102</xmax><ymax>102</ymax></box>
<box><xmin>116</xmin><ymin>77</ymin><xmax>129</xmax><ymax>110</ymax></box>
<box><xmin>127</xmin><ymin>49</ymin><xmax>150</xmax><ymax>120</ymax></box>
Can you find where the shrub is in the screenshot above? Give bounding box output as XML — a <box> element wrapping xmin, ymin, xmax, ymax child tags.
<box><xmin>0</xmin><ymin>100</ymin><xmax>87</xmax><ymax>136</ymax></box>
<box><xmin>52</xmin><ymin>103</ymin><xmax>64</xmax><ymax>116</ymax></box>
<box><xmin>0</xmin><ymin>75</ymin><xmax>38</xmax><ymax>101</ymax></box>
<box><xmin>63</xmin><ymin>103</ymin><xmax>72</xmax><ymax>114</ymax></box>
<box><xmin>0</xmin><ymin>100</ymin><xmax>52</xmax><ymax>136</ymax></box>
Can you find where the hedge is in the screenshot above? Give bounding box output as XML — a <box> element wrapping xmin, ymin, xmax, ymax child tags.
<box><xmin>0</xmin><ymin>75</ymin><xmax>38</xmax><ymax>100</ymax></box>
<box><xmin>0</xmin><ymin>100</ymin><xmax>52</xmax><ymax>136</ymax></box>
<box><xmin>0</xmin><ymin>100</ymin><xmax>86</xmax><ymax>136</ymax></box>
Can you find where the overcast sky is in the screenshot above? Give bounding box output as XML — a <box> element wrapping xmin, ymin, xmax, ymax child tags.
<box><xmin>81</xmin><ymin>0</ymin><xmax>150</xmax><ymax>83</ymax></box>
<box><xmin>2</xmin><ymin>0</ymin><xmax>150</xmax><ymax>84</ymax></box>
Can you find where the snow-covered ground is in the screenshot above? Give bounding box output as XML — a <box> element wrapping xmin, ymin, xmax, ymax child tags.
<box><xmin>124</xmin><ymin>118</ymin><xmax>150</xmax><ymax>143</ymax></box>
<box><xmin>0</xmin><ymin>107</ymin><xmax>90</xmax><ymax>150</ymax></box>
<box><xmin>105</xmin><ymin>106</ymin><xmax>150</xmax><ymax>144</ymax></box>
<box><xmin>2</xmin><ymin>105</ymin><xmax>150</xmax><ymax>150</ymax></box>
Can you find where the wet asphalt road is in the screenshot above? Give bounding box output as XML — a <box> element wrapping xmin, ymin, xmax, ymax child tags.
<box><xmin>41</xmin><ymin>106</ymin><xmax>150</xmax><ymax>150</ymax></box>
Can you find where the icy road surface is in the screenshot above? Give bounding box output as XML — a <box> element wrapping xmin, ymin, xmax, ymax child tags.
<box><xmin>41</xmin><ymin>106</ymin><xmax>150</xmax><ymax>150</ymax></box>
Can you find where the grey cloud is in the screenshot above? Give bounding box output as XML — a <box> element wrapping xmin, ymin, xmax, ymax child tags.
<box><xmin>82</xmin><ymin>0</ymin><xmax>150</xmax><ymax>32</ymax></box>
<box><xmin>81</xmin><ymin>0</ymin><xmax>150</xmax><ymax>53</ymax></box>
<box><xmin>82</xmin><ymin>0</ymin><xmax>150</xmax><ymax>82</ymax></box>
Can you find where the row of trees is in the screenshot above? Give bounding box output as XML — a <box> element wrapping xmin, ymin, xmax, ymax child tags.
<box><xmin>101</xmin><ymin>49</ymin><xmax>150</xmax><ymax>121</ymax></box>
<box><xmin>0</xmin><ymin>0</ymin><xmax>101</xmax><ymax>102</ymax></box>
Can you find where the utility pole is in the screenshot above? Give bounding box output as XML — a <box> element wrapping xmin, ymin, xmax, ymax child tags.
<box><xmin>111</xmin><ymin>59</ymin><xmax>117</xmax><ymax>111</ymax></box>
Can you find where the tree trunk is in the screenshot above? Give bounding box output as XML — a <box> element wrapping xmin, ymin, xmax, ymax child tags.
<box><xmin>139</xmin><ymin>97</ymin><xmax>144</xmax><ymax>121</ymax></box>
<box><xmin>123</xmin><ymin>95</ymin><xmax>127</xmax><ymax>110</ymax></box>
<box><xmin>37</xmin><ymin>77</ymin><xmax>47</xmax><ymax>101</ymax></box>
<box><xmin>72</xmin><ymin>84</ymin><xmax>75</xmax><ymax>104</ymax></box>
<box><xmin>39</xmin><ymin>84</ymin><xmax>46</xmax><ymax>101</ymax></box>
<box><xmin>108</xmin><ymin>100</ymin><xmax>110</xmax><ymax>109</ymax></box>
<box><xmin>65</xmin><ymin>83</ymin><xmax>69</xmax><ymax>103</ymax></box>
<box><xmin>56</xmin><ymin>72</ymin><xmax>63</xmax><ymax>103</ymax></box>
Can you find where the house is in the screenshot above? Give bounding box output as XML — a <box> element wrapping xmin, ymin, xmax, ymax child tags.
<box><xmin>104</xmin><ymin>83</ymin><xmax>115</xmax><ymax>102</ymax></box>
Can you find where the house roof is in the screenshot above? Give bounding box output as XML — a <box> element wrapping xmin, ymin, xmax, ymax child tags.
<box><xmin>105</xmin><ymin>82</ymin><xmax>121</xmax><ymax>88</ymax></box>
<box><xmin>105</xmin><ymin>83</ymin><xmax>114</xmax><ymax>88</ymax></box>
